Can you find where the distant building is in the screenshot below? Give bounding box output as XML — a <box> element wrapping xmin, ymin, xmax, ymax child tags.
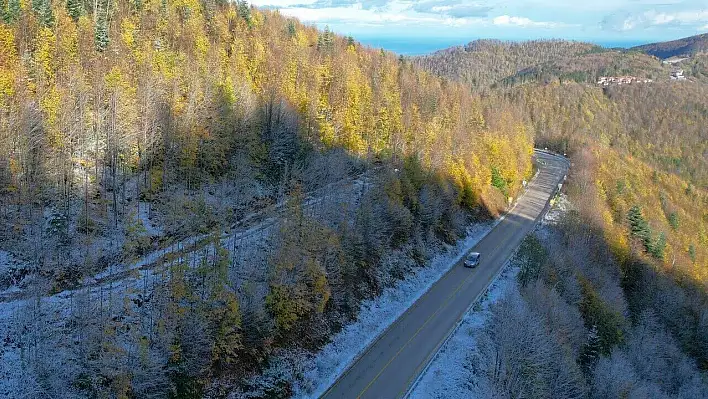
<box><xmin>597</xmin><ymin>76</ymin><xmax>653</xmax><ymax>86</ymax></box>
<box><xmin>670</xmin><ymin>69</ymin><xmax>686</xmax><ymax>80</ymax></box>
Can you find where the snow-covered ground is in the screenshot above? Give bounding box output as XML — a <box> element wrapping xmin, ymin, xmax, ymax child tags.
<box><xmin>408</xmin><ymin>193</ymin><xmax>568</xmax><ymax>399</ymax></box>
<box><xmin>292</xmin><ymin>221</ymin><xmax>498</xmax><ymax>398</ymax></box>
<box><xmin>138</xmin><ymin>201</ymin><xmax>163</xmax><ymax>236</ymax></box>
<box><xmin>542</xmin><ymin>192</ymin><xmax>571</xmax><ymax>226</ymax></box>
<box><xmin>0</xmin><ymin>250</ymin><xmax>29</xmax><ymax>295</ymax></box>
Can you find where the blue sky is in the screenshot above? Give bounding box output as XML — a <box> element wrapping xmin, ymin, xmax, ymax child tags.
<box><xmin>249</xmin><ymin>0</ymin><xmax>708</xmax><ymax>53</ymax></box>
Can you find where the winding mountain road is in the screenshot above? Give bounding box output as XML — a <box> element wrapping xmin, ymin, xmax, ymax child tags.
<box><xmin>320</xmin><ymin>150</ymin><xmax>569</xmax><ymax>399</ymax></box>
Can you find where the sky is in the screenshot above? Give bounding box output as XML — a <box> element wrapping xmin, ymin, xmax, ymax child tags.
<box><xmin>248</xmin><ymin>0</ymin><xmax>708</xmax><ymax>54</ymax></box>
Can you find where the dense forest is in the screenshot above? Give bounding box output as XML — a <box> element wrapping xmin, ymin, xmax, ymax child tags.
<box><xmin>461</xmin><ymin>70</ymin><xmax>708</xmax><ymax>398</ymax></box>
<box><xmin>413</xmin><ymin>39</ymin><xmax>673</xmax><ymax>89</ymax></box>
<box><xmin>1</xmin><ymin>0</ymin><xmax>707</xmax><ymax>397</ymax></box>
<box><xmin>0</xmin><ymin>0</ymin><xmax>535</xmax><ymax>397</ymax></box>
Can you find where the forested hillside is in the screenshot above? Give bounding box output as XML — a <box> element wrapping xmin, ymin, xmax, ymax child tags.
<box><xmin>413</xmin><ymin>39</ymin><xmax>671</xmax><ymax>89</ymax></box>
<box><xmin>420</xmin><ymin>37</ymin><xmax>708</xmax><ymax>395</ymax></box>
<box><xmin>497</xmin><ymin>50</ymin><xmax>669</xmax><ymax>87</ymax></box>
<box><xmin>413</xmin><ymin>39</ymin><xmax>596</xmax><ymax>88</ymax></box>
<box><xmin>680</xmin><ymin>53</ymin><xmax>708</xmax><ymax>81</ymax></box>
<box><xmin>511</xmin><ymin>82</ymin><xmax>707</xmax><ymax>275</ymax></box>
<box><xmin>0</xmin><ymin>0</ymin><xmax>535</xmax><ymax>397</ymax></box>
<box><xmin>632</xmin><ymin>33</ymin><xmax>708</xmax><ymax>59</ymax></box>
<box><xmin>456</xmin><ymin>83</ymin><xmax>708</xmax><ymax>397</ymax></box>
<box><xmin>506</xmin><ymin>82</ymin><xmax>708</xmax><ymax>387</ymax></box>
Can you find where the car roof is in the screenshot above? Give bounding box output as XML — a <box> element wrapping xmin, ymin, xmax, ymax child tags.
<box><xmin>468</xmin><ymin>252</ymin><xmax>480</xmax><ymax>257</ymax></box>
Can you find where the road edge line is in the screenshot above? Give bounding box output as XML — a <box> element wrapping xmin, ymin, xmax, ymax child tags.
<box><xmin>403</xmin><ymin>153</ymin><xmax>567</xmax><ymax>398</ymax></box>
<box><xmin>318</xmin><ymin>150</ymin><xmax>551</xmax><ymax>398</ymax></box>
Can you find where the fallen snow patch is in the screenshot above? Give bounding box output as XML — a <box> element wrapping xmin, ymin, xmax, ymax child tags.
<box><xmin>292</xmin><ymin>221</ymin><xmax>498</xmax><ymax>398</ymax></box>
<box><xmin>138</xmin><ymin>202</ymin><xmax>163</xmax><ymax>236</ymax></box>
<box><xmin>408</xmin><ymin>263</ymin><xmax>519</xmax><ymax>399</ymax></box>
<box><xmin>542</xmin><ymin>192</ymin><xmax>571</xmax><ymax>225</ymax></box>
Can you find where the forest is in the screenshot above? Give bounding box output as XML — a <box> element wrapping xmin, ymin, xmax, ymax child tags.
<box><xmin>0</xmin><ymin>0</ymin><xmax>534</xmax><ymax>397</ymax></box>
<box><xmin>1</xmin><ymin>0</ymin><xmax>707</xmax><ymax>397</ymax></box>
<box><xmin>413</xmin><ymin>38</ymin><xmax>676</xmax><ymax>89</ymax></box>
<box><xmin>421</xmin><ymin>53</ymin><xmax>708</xmax><ymax>396</ymax></box>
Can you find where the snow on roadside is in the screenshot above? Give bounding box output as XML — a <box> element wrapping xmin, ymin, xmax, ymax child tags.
<box><xmin>292</xmin><ymin>221</ymin><xmax>499</xmax><ymax>398</ymax></box>
<box><xmin>542</xmin><ymin>192</ymin><xmax>570</xmax><ymax>226</ymax></box>
<box><xmin>408</xmin><ymin>262</ymin><xmax>519</xmax><ymax>399</ymax></box>
<box><xmin>409</xmin><ymin>193</ymin><xmax>570</xmax><ymax>399</ymax></box>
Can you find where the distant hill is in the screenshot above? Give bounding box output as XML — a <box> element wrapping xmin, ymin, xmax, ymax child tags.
<box><xmin>413</xmin><ymin>39</ymin><xmax>598</xmax><ymax>88</ymax></box>
<box><xmin>497</xmin><ymin>50</ymin><xmax>669</xmax><ymax>87</ymax></box>
<box><xmin>413</xmin><ymin>39</ymin><xmax>670</xmax><ymax>89</ymax></box>
<box><xmin>631</xmin><ymin>33</ymin><xmax>708</xmax><ymax>59</ymax></box>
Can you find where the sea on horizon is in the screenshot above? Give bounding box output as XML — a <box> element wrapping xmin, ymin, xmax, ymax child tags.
<box><xmin>356</xmin><ymin>36</ymin><xmax>652</xmax><ymax>56</ymax></box>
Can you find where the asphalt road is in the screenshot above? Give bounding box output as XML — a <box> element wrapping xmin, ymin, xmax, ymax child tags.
<box><xmin>320</xmin><ymin>151</ymin><xmax>569</xmax><ymax>399</ymax></box>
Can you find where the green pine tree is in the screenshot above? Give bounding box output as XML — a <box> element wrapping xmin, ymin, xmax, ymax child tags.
<box><xmin>628</xmin><ymin>205</ymin><xmax>652</xmax><ymax>250</ymax></box>
<box><xmin>66</xmin><ymin>0</ymin><xmax>82</xmax><ymax>22</ymax></box>
<box><xmin>94</xmin><ymin>7</ymin><xmax>110</xmax><ymax>51</ymax></box>
<box><xmin>286</xmin><ymin>19</ymin><xmax>296</xmax><ymax>38</ymax></box>
<box><xmin>38</xmin><ymin>0</ymin><xmax>54</xmax><ymax>27</ymax></box>
<box><xmin>668</xmin><ymin>212</ymin><xmax>679</xmax><ymax>230</ymax></box>
<box><xmin>491</xmin><ymin>166</ymin><xmax>508</xmax><ymax>196</ymax></box>
<box><xmin>6</xmin><ymin>0</ymin><xmax>20</xmax><ymax>23</ymax></box>
<box><xmin>237</xmin><ymin>0</ymin><xmax>251</xmax><ymax>25</ymax></box>
<box><xmin>651</xmin><ymin>232</ymin><xmax>666</xmax><ymax>260</ymax></box>
<box><xmin>0</xmin><ymin>0</ymin><xmax>6</xmax><ymax>23</ymax></box>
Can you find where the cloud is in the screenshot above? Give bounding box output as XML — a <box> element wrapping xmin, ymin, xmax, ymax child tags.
<box><xmin>492</xmin><ymin>15</ymin><xmax>568</xmax><ymax>28</ymax></box>
<box><xmin>602</xmin><ymin>9</ymin><xmax>708</xmax><ymax>31</ymax></box>
<box><xmin>275</xmin><ymin>3</ymin><xmax>444</xmax><ymax>26</ymax></box>
<box><xmin>413</xmin><ymin>1</ymin><xmax>493</xmax><ymax>18</ymax></box>
<box><xmin>259</xmin><ymin>0</ymin><xmax>492</xmax><ymax>28</ymax></box>
<box><xmin>250</xmin><ymin>0</ymin><xmax>708</xmax><ymax>42</ymax></box>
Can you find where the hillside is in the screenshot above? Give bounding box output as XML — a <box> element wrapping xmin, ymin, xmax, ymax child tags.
<box><xmin>0</xmin><ymin>1</ymin><xmax>535</xmax><ymax>397</ymax></box>
<box><xmin>679</xmin><ymin>53</ymin><xmax>708</xmax><ymax>81</ymax></box>
<box><xmin>2</xmin><ymin>1</ymin><xmax>707</xmax><ymax>397</ymax></box>
<box><xmin>414</xmin><ymin>39</ymin><xmax>671</xmax><ymax>89</ymax></box>
<box><xmin>413</xmin><ymin>39</ymin><xmax>598</xmax><ymax>88</ymax></box>
<box><xmin>498</xmin><ymin>50</ymin><xmax>669</xmax><ymax>87</ymax></box>
<box><xmin>418</xmin><ymin>35</ymin><xmax>708</xmax><ymax>392</ymax></box>
<box><xmin>632</xmin><ymin>33</ymin><xmax>708</xmax><ymax>59</ymax></box>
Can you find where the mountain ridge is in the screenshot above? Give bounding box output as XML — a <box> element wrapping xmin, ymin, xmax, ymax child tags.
<box><xmin>631</xmin><ymin>33</ymin><xmax>708</xmax><ymax>59</ymax></box>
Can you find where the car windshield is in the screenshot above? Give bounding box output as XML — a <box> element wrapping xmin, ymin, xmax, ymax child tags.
<box><xmin>468</xmin><ymin>254</ymin><xmax>479</xmax><ymax>260</ymax></box>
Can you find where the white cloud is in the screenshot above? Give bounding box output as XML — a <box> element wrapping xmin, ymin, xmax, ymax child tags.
<box><xmin>492</xmin><ymin>15</ymin><xmax>567</xmax><ymax>28</ymax></box>
<box><xmin>249</xmin><ymin>0</ymin><xmax>319</xmax><ymax>7</ymax></box>
<box><xmin>604</xmin><ymin>9</ymin><xmax>708</xmax><ymax>31</ymax></box>
<box><xmin>272</xmin><ymin>1</ymin><xmax>486</xmax><ymax>27</ymax></box>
